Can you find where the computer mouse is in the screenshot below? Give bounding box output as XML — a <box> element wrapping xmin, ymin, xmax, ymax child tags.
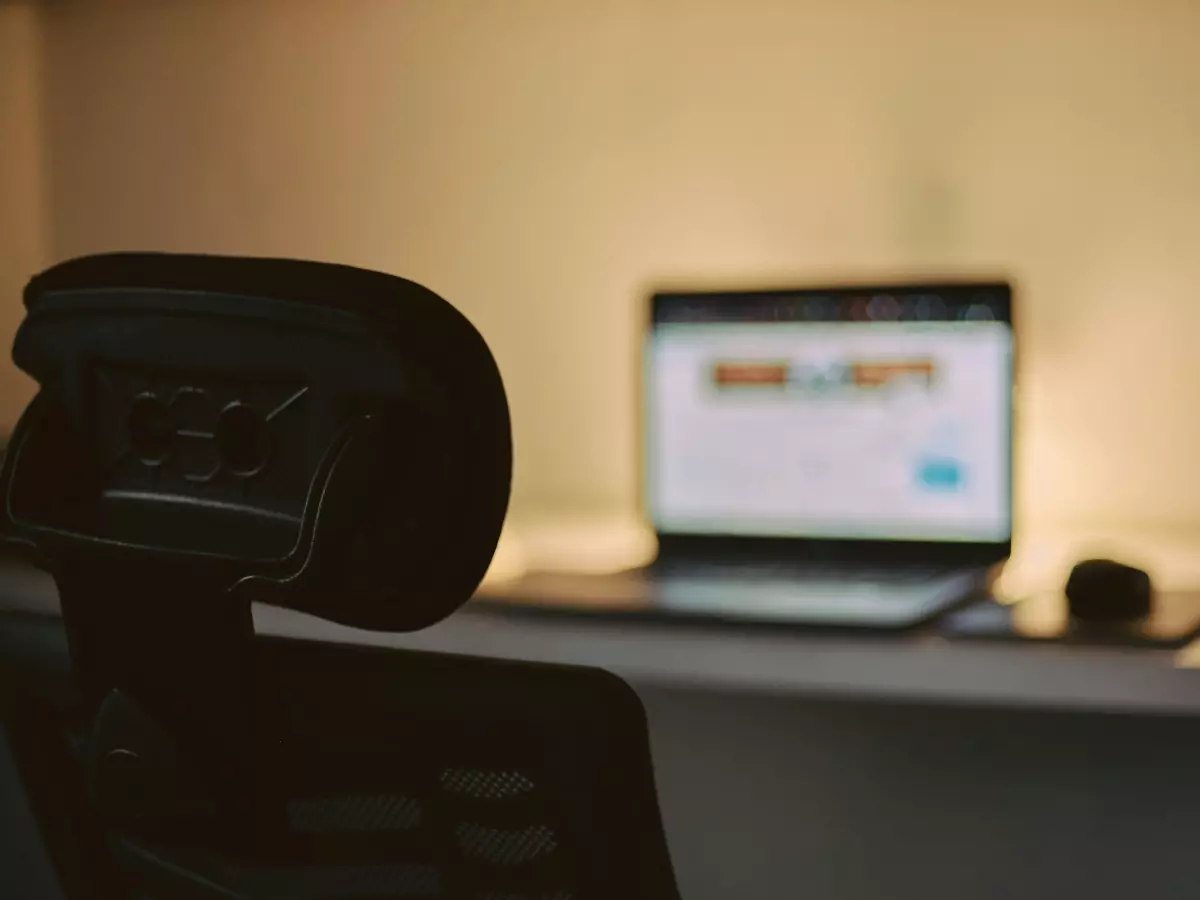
<box><xmin>1065</xmin><ymin>558</ymin><xmax>1153</xmax><ymax>623</ymax></box>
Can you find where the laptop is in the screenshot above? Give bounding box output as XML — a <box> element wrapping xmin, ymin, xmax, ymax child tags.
<box><xmin>639</xmin><ymin>281</ymin><xmax>1013</xmax><ymax>628</ymax></box>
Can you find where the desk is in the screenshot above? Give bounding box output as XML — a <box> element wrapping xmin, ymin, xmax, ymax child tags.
<box><xmin>6</xmin><ymin>565</ymin><xmax>1200</xmax><ymax>900</ymax></box>
<box><xmin>3</xmin><ymin>559</ymin><xmax>1200</xmax><ymax>715</ymax></box>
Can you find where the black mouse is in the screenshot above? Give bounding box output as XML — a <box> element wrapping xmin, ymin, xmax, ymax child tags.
<box><xmin>1065</xmin><ymin>558</ymin><xmax>1153</xmax><ymax>624</ymax></box>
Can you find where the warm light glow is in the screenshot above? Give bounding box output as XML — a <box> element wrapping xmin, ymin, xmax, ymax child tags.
<box><xmin>18</xmin><ymin>0</ymin><xmax>1200</xmax><ymax>543</ymax></box>
<box><xmin>478</xmin><ymin>523</ymin><xmax>529</xmax><ymax>588</ymax></box>
<box><xmin>480</xmin><ymin>513</ymin><xmax>657</xmax><ymax>585</ymax></box>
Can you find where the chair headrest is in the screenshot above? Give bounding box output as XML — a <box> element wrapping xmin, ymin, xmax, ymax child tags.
<box><xmin>2</xmin><ymin>252</ymin><xmax>511</xmax><ymax>632</ymax></box>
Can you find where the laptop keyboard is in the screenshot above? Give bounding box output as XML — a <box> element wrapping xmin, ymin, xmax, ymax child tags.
<box><xmin>650</xmin><ymin>560</ymin><xmax>979</xmax><ymax>623</ymax></box>
<box><xmin>654</xmin><ymin>559</ymin><xmax>954</xmax><ymax>586</ymax></box>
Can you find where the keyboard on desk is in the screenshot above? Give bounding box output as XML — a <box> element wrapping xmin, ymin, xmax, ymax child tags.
<box><xmin>651</xmin><ymin>559</ymin><xmax>955</xmax><ymax>586</ymax></box>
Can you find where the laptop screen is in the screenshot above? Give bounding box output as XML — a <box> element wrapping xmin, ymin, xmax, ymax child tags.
<box><xmin>644</xmin><ymin>284</ymin><xmax>1013</xmax><ymax>543</ymax></box>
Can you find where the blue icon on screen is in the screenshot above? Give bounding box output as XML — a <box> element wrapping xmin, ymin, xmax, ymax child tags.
<box><xmin>914</xmin><ymin>419</ymin><xmax>965</xmax><ymax>492</ymax></box>
<box><xmin>916</xmin><ymin>457</ymin><xmax>963</xmax><ymax>492</ymax></box>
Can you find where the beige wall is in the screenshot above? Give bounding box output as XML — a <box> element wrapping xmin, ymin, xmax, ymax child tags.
<box><xmin>0</xmin><ymin>1</ymin><xmax>44</xmax><ymax>425</ymax></box>
<box><xmin>35</xmin><ymin>0</ymin><xmax>1200</xmax><ymax>531</ymax></box>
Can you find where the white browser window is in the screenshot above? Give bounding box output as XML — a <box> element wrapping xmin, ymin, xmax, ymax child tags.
<box><xmin>646</xmin><ymin>321</ymin><xmax>1012</xmax><ymax>541</ymax></box>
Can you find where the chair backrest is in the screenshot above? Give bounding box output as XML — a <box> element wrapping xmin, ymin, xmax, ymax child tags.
<box><xmin>1</xmin><ymin>611</ymin><xmax>681</xmax><ymax>900</ymax></box>
<box><xmin>0</xmin><ymin>254</ymin><xmax>681</xmax><ymax>900</ymax></box>
<box><xmin>134</xmin><ymin>636</ymin><xmax>679</xmax><ymax>900</ymax></box>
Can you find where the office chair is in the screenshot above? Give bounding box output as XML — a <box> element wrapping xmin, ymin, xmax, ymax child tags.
<box><xmin>0</xmin><ymin>253</ymin><xmax>681</xmax><ymax>900</ymax></box>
